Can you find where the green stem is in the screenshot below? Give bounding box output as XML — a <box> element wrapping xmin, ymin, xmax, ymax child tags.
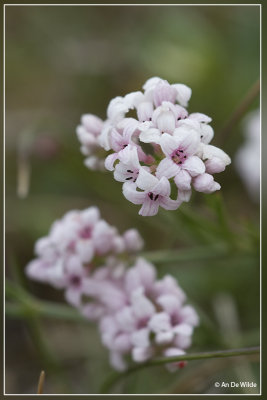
<box><xmin>6</xmin><ymin>280</ymin><xmax>88</xmax><ymax>323</ymax></box>
<box><xmin>218</xmin><ymin>79</ymin><xmax>260</xmax><ymax>144</ymax></box>
<box><xmin>142</xmin><ymin>243</ymin><xmax>229</xmax><ymax>264</ymax></box>
<box><xmin>100</xmin><ymin>346</ymin><xmax>260</xmax><ymax>394</ymax></box>
<box><xmin>5</xmin><ymin>300</ymin><xmax>86</xmax><ymax>323</ymax></box>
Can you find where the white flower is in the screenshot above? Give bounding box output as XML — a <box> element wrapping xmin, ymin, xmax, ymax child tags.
<box><xmin>123</xmin><ymin>168</ymin><xmax>181</xmax><ymax>216</ymax></box>
<box><xmin>76</xmin><ymin>76</ymin><xmax>231</xmax><ymax>216</ymax></box>
<box><xmin>235</xmin><ymin>109</ymin><xmax>260</xmax><ymax>202</ymax></box>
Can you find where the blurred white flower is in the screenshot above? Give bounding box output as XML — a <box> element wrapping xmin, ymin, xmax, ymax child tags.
<box><xmin>235</xmin><ymin>109</ymin><xmax>260</xmax><ymax>202</ymax></box>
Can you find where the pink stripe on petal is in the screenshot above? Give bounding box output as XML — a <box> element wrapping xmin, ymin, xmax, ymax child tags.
<box><xmin>139</xmin><ymin>198</ymin><xmax>159</xmax><ymax>216</ymax></box>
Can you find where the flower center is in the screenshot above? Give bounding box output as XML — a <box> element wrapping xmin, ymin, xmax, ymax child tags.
<box><xmin>148</xmin><ymin>192</ymin><xmax>159</xmax><ymax>201</ymax></box>
<box><xmin>70</xmin><ymin>275</ymin><xmax>81</xmax><ymax>287</ymax></box>
<box><xmin>79</xmin><ymin>226</ymin><xmax>92</xmax><ymax>239</ymax></box>
<box><xmin>171</xmin><ymin>149</ymin><xmax>187</xmax><ymax>165</ymax></box>
<box><xmin>125</xmin><ymin>169</ymin><xmax>139</xmax><ymax>182</ymax></box>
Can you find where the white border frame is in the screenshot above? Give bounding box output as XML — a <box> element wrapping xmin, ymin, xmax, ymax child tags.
<box><xmin>3</xmin><ymin>2</ymin><xmax>262</xmax><ymax>396</ymax></box>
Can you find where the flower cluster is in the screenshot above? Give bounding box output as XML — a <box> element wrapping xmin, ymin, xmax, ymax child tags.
<box><xmin>26</xmin><ymin>207</ymin><xmax>198</xmax><ymax>371</ymax></box>
<box><xmin>99</xmin><ymin>258</ymin><xmax>199</xmax><ymax>371</ymax></box>
<box><xmin>26</xmin><ymin>206</ymin><xmax>143</xmax><ymax>314</ymax></box>
<box><xmin>76</xmin><ymin>114</ymin><xmax>106</xmax><ymax>171</ymax></box>
<box><xmin>76</xmin><ymin>77</ymin><xmax>231</xmax><ymax>216</ymax></box>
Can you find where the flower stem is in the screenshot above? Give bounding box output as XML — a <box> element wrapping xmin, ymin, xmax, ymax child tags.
<box><xmin>218</xmin><ymin>79</ymin><xmax>260</xmax><ymax>144</ymax></box>
<box><xmin>6</xmin><ymin>280</ymin><xmax>86</xmax><ymax>323</ymax></box>
<box><xmin>100</xmin><ymin>346</ymin><xmax>260</xmax><ymax>394</ymax></box>
<box><xmin>142</xmin><ymin>243</ymin><xmax>229</xmax><ymax>264</ymax></box>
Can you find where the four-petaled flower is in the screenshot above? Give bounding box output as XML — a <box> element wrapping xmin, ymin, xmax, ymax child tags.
<box><xmin>123</xmin><ymin>168</ymin><xmax>181</xmax><ymax>216</ymax></box>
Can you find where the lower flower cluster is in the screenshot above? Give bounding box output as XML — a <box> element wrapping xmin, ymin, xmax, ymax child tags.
<box><xmin>98</xmin><ymin>258</ymin><xmax>199</xmax><ymax>371</ymax></box>
<box><xmin>26</xmin><ymin>207</ymin><xmax>199</xmax><ymax>371</ymax></box>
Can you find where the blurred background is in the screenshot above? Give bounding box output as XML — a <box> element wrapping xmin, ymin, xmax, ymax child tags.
<box><xmin>5</xmin><ymin>5</ymin><xmax>260</xmax><ymax>395</ymax></box>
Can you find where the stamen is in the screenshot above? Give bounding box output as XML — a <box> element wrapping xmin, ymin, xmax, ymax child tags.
<box><xmin>154</xmin><ymin>194</ymin><xmax>159</xmax><ymax>201</ymax></box>
<box><xmin>70</xmin><ymin>275</ymin><xmax>81</xmax><ymax>287</ymax></box>
<box><xmin>126</xmin><ymin>177</ymin><xmax>132</xmax><ymax>180</ymax></box>
<box><xmin>127</xmin><ymin>170</ymin><xmax>133</xmax><ymax>173</ymax></box>
<box><xmin>172</xmin><ymin>155</ymin><xmax>181</xmax><ymax>164</ymax></box>
<box><xmin>148</xmin><ymin>192</ymin><xmax>154</xmax><ymax>200</ymax></box>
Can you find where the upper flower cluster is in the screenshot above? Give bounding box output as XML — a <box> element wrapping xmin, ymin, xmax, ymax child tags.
<box><xmin>76</xmin><ymin>77</ymin><xmax>231</xmax><ymax>216</ymax></box>
<box><xmin>26</xmin><ymin>206</ymin><xmax>198</xmax><ymax>372</ymax></box>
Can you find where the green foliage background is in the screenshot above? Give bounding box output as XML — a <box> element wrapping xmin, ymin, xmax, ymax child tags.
<box><xmin>5</xmin><ymin>5</ymin><xmax>260</xmax><ymax>394</ymax></box>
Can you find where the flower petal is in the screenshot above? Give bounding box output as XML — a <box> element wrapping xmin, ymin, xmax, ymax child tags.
<box><xmin>159</xmin><ymin>133</ymin><xmax>180</xmax><ymax>156</ymax></box>
<box><xmin>178</xmin><ymin>189</ymin><xmax>192</xmax><ymax>202</ymax></box>
<box><xmin>107</xmin><ymin>96</ymin><xmax>129</xmax><ymax>121</ymax></box>
<box><xmin>137</xmin><ymin>101</ymin><xmax>154</xmax><ymax>122</ymax></box>
<box><xmin>131</xmin><ymin>328</ymin><xmax>150</xmax><ymax>348</ymax></box>
<box><xmin>156</xmin><ymin>157</ymin><xmax>180</xmax><ymax>179</ymax></box>
<box><xmin>81</xmin><ymin>114</ymin><xmax>103</xmax><ymax>135</ymax></box>
<box><xmin>172</xmin><ymin>127</ymin><xmax>200</xmax><ymax>155</ymax></box>
<box><xmin>131</xmin><ymin>288</ymin><xmax>156</xmax><ymax>320</ymax></box>
<box><xmin>156</xmin><ymin>111</ymin><xmax>176</xmax><ymax>134</ymax></box>
<box><xmin>65</xmin><ymin>287</ymin><xmax>81</xmax><ymax>307</ymax></box>
<box><xmin>153</xmin><ymin>81</ymin><xmax>177</xmax><ymax>107</ymax></box>
<box><xmin>172</xmin><ymin>83</ymin><xmax>192</xmax><ymax>107</ymax></box>
<box><xmin>110</xmin><ymin>351</ymin><xmax>127</xmax><ymax>371</ymax></box>
<box><xmin>205</xmin><ymin>157</ymin><xmax>226</xmax><ymax>174</ymax></box>
<box><xmin>174</xmin><ymin>169</ymin><xmax>192</xmax><ymax>190</ymax></box>
<box><xmin>201</xmin><ymin>144</ymin><xmax>231</xmax><ymax>165</ymax></box>
<box><xmin>193</xmin><ymin>173</ymin><xmax>221</xmax><ymax>193</ymax></box>
<box><xmin>160</xmin><ymin>196</ymin><xmax>181</xmax><ymax>211</ymax></box>
<box><xmin>123</xmin><ymin>182</ymin><xmax>145</xmax><ymax>205</ymax></box>
<box><xmin>152</xmin><ymin>176</ymin><xmax>171</xmax><ymax>197</ymax></box>
<box><xmin>189</xmin><ymin>112</ymin><xmax>212</xmax><ymax>124</ymax></box>
<box><xmin>182</xmin><ymin>156</ymin><xmax>205</xmax><ymax>177</ymax></box>
<box><xmin>135</xmin><ymin>167</ymin><xmax>159</xmax><ymax>191</ymax></box>
<box><xmin>139</xmin><ymin>128</ymin><xmax>161</xmax><ymax>144</ymax></box>
<box><xmin>139</xmin><ymin>197</ymin><xmax>159</xmax><ymax>217</ymax></box>
<box><xmin>105</xmin><ymin>153</ymin><xmax>119</xmax><ymax>171</ymax></box>
<box><xmin>132</xmin><ymin>347</ymin><xmax>153</xmax><ymax>363</ymax></box>
<box><xmin>118</xmin><ymin>145</ymin><xmax>140</xmax><ymax>169</ymax></box>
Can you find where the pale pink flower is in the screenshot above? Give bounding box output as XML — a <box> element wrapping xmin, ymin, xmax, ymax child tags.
<box><xmin>104</xmin><ymin>119</ymin><xmax>149</xmax><ymax>171</ymax></box>
<box><xmin>197</xmin><ymin>143</ymin><xmax>231</xmax><ymax>174</ymax></box>
<box><xmin>26</xmin><ymin>206</ymin><xmax>144</xmax><ymax>312</ymax></box>
<box><xmin>193</xmin><ymin>172</ymin><xmax>221</xmax><ymax>194</ymax></box>
<box><xmin>76</xmin><ymin>77</ymin><xmax>231</xmax><ymax>216</ymax></box>
<box><xmin>139</xmin><ymin>101</ymin><xmax>188</xmax><ymax>144</ymax></box>
<box><xmin>178</xmin><ymin>113</ymin><xmax>214</xmax><ymax>144</ymax></box>
<box><xmin>156</xmin><ymin>129</ymin><xmax>205</xmax><ymax>201</ymax></box>
<box><xmin>113</xmin><ymin>145</ymin><xmax>141</xmax><ymax>183</ymax></box>
<box><xmin>97</xmin><ymin>258</ymin><xmax>199</xmax><ymax>371</ymax></box>
<box><xmin>76</xmin><ymin>114</ymin><xmax>105</xmax><ymax>171</ymax></box>
<box><xmin>123</xmin><ymin>168</ymin><xmax>181</xmax><ymax>216</ymax></box>
<box><xmin>143</xmin><ymin>77</ymin><xmax>192</xmax><ymax>107</ymax></box>
<box><xmin>123</xmin><ymin>229</ymin><xmax>144</xmax><ymax>253</ymax></box>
